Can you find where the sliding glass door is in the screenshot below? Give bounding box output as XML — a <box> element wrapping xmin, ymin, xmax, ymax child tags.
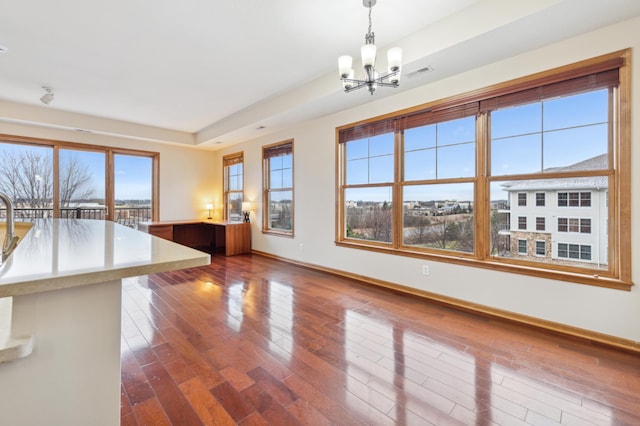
<box><xmin>0</xmin><ymin>137</ymin><xmax>158</xmax><ymax>226</ymax></box>
<box><xmin>58</xmin><ymin>148</ymin><xmax>106</xmax><ymax>220</ymax></box>
<box><xmin>113</xmin><ymin>153</ymin><xmax>153</xmax><ymax>227</ymax></box>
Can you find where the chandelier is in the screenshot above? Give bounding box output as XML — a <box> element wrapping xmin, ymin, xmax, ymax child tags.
<box><xmin>338</xmin><ymin>0</ymin><xmax>402</xmax><ymax>95</ymax></box>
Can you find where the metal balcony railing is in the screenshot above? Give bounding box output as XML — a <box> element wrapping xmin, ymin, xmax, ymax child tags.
<box><xmin>0</xmin><ymin>207</ymin><xmax>152</xmax><ymax>229</ymax></box>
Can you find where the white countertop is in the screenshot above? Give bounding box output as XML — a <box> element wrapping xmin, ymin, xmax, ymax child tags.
<box><xmin>0</xmin><ymin>219</ymin><xmax>211</xmax><ymax>297</ymax></box>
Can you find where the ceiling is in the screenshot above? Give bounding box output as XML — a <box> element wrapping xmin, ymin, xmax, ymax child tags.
<box><xmin>1</xmin><ymin>0</ymin><xmax>639</xmax><ymax>149</ymax></box>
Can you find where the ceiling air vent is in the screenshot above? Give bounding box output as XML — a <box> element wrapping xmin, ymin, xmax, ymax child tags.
<box><xmin>406</xmin><ymin>65</ymin><xmax>434</xmax><ymax>80</ymax></box>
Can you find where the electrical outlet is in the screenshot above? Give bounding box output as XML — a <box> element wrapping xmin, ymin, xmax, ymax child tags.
<box><xmin>422</xmin><ymin>265</ymin><xmax>430</xmax><ymax>276</ymax></box>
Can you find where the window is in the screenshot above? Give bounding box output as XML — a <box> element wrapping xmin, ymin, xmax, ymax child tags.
<box><xmin>518</xmin><ymin>216</ymin><xmax>527</xmax><ymax>230</ymax></box>
<box><xmin>223</xmin><ymin>152</ymin><xmax>244</xmax><ymax>222</ymax></box>
<box><xmin>558</xmin><ymin>217</ymin><xmax>591</xmax><ymax>233</ymax></box>
<box><xmin>558</xmin><ymin>218</ymin><xmax>568</xmax><ymax>232</ymax></box>
<box><xmin>263</xmin><ymin>139</ymin><xmax>294</xmax><ymax>235</ymax></box>
<box><xmin>558</xmin><ymin>192</ymin><xmax>591</xmax><ymax>207</ymax></box>
<box><xmin>558</xmin><ymin>243</ymin><xmax>592</xmax><ymax>261</ymax></box>
<box><xmin>0</xmin><ymin>136</ymin><xmax>158</xmax><ymax>226</ymax></box>
<box><xmin>337</xmin><ymin>50</ymin><xmax>631</xmax><ymax>290</ymax></box>
<box><xmin>569</xmin><ymin>218</ymin><xmax>580</xmax><ymax>233</ymax></box>
<box><xmin>518</xmin><ymin>239</ymin><xmax>527</xmax><ymax>255</ymax></box>
<box><xmin>518</xmin><ymin>193</ymin><xmax>527</xmax><ymax>206</ymax></box>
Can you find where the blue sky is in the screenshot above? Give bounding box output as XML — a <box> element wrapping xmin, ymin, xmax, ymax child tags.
<box><xmin>344</xmin><ymin>89</ymin><xmax>609</xmax><ymax>203</ymax></box>
<box><xmin>0</xmin><ymin>144</ymin><xmax>152</xmax><ymax>200</ymax></box>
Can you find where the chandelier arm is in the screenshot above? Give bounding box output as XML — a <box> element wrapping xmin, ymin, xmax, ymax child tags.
<box><xmin>343</xmin><ymin>80</ymin><xmax>373</xmax><ymax>93</ymax></box>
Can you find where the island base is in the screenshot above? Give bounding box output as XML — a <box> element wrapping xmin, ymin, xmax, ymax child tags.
<box><xmin>0</xmin><ymin>279</ymin><xmax>122</xmax><ymax>425</ymax></box>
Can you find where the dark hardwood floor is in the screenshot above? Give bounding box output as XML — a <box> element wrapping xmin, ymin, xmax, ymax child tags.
<box><xmin>120</xmin><ymin>254</ymin><xmax>640</xmax><ymax>425</ymax></box>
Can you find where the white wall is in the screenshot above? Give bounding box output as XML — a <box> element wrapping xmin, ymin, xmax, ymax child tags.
<box><xmin>0</xmin><ymin>122</ymin><xmax>216</xmax><ymax>221</ymax></box>
<box><xmin>216</xmin><ymin>16</ymin><xmax>640</xmax><ymax>343</ymax></box>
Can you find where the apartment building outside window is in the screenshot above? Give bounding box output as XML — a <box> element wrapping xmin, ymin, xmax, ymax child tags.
<box><xmin>223</xmin><ymin>152</ymin><xmax>244</xmax><ymax>222</ymax></box>
<box><xmin>336</xmin><ymin>50</ymin><xmax>631</xmax><ymax>290</ymax></box>
<box><xmin>518</xmin><ymin>217</ymin><xmax>527</xmax><ymax>230</ymax></box>
<box><xmin>518</xmin><ymin>193</ymin><xmax>527</xmax><ymax>206</ymax></box>
<box><xmin>263</xmin><ymin>139</ymin><xmax>294</xmax><ymax>236</ymax></box>
<box><xmin>518</xmin><ymin>239</ymin><xmax>527</xmax><ymax>255</ymax></box>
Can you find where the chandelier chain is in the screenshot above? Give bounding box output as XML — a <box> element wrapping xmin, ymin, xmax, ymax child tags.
<box><xmin>366</xmin><ymin>3</ymin><xmax>375</xmax><ymax>44</ymax></box>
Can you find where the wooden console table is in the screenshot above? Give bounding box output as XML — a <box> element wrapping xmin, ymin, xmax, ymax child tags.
<box><xmin>139</xmin><ymin>220</ymin><xmax>251</xmax><ymax>256</ymax></box>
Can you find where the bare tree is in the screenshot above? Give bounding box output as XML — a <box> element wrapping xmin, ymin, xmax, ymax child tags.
<box><xmin>363</xmin><ymin>201</ymin><xmax>392</xmax><ymax>242</ymax></box>
<box><xmin>0</xmin><ymin>150</ymin><xmax>53</xmax><ymax>208</ymax></box>
<box><xmin>59</xmin><ymin>155</ymin><xmax>95</xmax><ymax>207</ymax></box>
<box><xmin>422</xmin><ymin>215</ymin><xmax>474</xmax><ymax>253</ymax></box>
<box><xmin>405</xmin><ymin>214</ymin><xmax>431</xmax><ymax>246</ymax></box>
<box><xmin>424</xmin><ymin>218</ymin><xmax>454</xmax><ymax>249</ymax></box>
<box><xmin>0</xmin><ymin>149</ymin><xmax>95</xmax><ymax>209</ymax></box>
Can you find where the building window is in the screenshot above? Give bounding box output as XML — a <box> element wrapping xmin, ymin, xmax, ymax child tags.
<box><xmin>336</xmin><ymin>50</ymin><xmax>630</xmax><ymax>289</ymax></box>
<box><xmin>558</xmin><ymin>191</ymin><xmax>591</xmax><ymax>207</ymax></box>
<box><xmin>558</xmin><ymin>217</ymin><xmax>591</xmax><ymax>234</ymax></box>
<box><xmin>518</xmin><ymin>193</ymin><xmax>527</xmax><ymax>206</ymax></box>
<box><xmin>223</xmin><ymin>152</ymin><xmax>243</xmax><ymax>222</ymax></box>
<box><xmin>518</xmin><ymin>239</ymin><xmax>527</xmax><ymax>255</ymax></box>
<box><xmin>558</xmin><ymin>243</ymin><xmax>592</xmax><ymax>261</ymax></box>
<box><xmin>535</xmin><ymin>241</ymin><xmax>546</xmax><ymax>256</ymax></box>
<box><xmin>518</xmin><ymin>216</ymin><xmax>527</xmax><ymax>230</ymax></box>
<box><xmin>558</xmin><ymin>218</ymin><xmax>567</xmax><ymax>232</ymax></box>
<box><xmin>263</xmin><ymin>139</ymin><xmax>294</xmax><ymax>235</ymax></box>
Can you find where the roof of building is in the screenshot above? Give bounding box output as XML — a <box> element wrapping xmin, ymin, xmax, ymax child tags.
<box><xmin>501</xmin><ymin>154</ymin><xmax>608</xmax><ymax>191</ymax></box>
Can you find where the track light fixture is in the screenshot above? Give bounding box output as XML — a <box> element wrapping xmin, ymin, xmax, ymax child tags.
<box><xmin>40</xmin><ymin>87</ymin><xmax>54</xmax><ymax>105</ymax></box>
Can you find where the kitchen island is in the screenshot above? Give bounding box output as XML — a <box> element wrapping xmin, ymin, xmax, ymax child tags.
<box><xmin>0</xmin><ymin>219</ymin><xmax>210</xmax><ymax>425</ymax></box>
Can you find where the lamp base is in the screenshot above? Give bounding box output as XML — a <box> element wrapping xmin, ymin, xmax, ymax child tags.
<box><xmin>243</xmin><ymin>211</ymin><xmax>250</xmax><ymax>223</ymax></box>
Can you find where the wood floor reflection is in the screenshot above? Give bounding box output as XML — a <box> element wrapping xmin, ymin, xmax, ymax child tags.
<box><xmin>120</xmin><ymin>254</ymin><xmax>640</xmax><ymax>425</ymax></box>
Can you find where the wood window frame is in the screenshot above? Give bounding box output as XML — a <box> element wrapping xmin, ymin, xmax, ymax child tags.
<box><xmin>336</xmin><ymin>49</ymin><xmax>632</xmax><ymax>290</ymax></box>
<box><xmin>0</xmin><ymin>134</ymin><xmax>159</xmax><ymax>222</ymax></box>
<box><xmin>262</xmin><ymin>139</ymin><xmax>294</xmax><ymax>237</ymax></box>
<box><xmin>222</xmin><ymin>152</ymin><xmax>244</xmax><ymax>221</ymax></box>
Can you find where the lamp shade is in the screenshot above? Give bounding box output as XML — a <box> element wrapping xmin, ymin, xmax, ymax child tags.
<box><xmin>338</xmin><ymin>55</ymin><xmax>353</xmax><ymax>78</ymax></box>
<box><xmin>387</xmin><ymin>47</ymin><xmax>402</xmax><ymax>72</ymax></box>
<box><xmin>205</xmin><ymin>203</ymin><xmax>213</xmax><ymax>210</ymax></box>
<box><xmin>361</xmin><ymin>44</ymin><xmax>376</xmax><ymax>67</ymax></box>
<box><xmin>241</xmin><ymin>202</ymin><xmax>251</xmax><ymax>211</ymax></box>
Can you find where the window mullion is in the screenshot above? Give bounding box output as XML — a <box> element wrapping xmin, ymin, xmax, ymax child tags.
<box><xmin>394</xmin><ymin>129</ymin><xmax>403</xmax><ymax>249</ymax></box>
<box><xmin>476</xmin><ymin>112</ymin><xmax>488</xmax><ymax>259</ymax></box>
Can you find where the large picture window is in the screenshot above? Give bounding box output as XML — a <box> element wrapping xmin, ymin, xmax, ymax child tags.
<box><xmin>0</xmin><ymin>135</ymin><xmax>158</xmax><ymax>228</ymax></box>
<box><xmin>263</xmin><ymin>139</ymin><xmax>294</xmax><ymax>236</ymax></box>
<box><xmin>337</xmin><ymin>50</ymin><xmax>631</xmax><ymax>290</ymax></box>
<box><xmin>223</xmin><ymin>152</ymin><xmax>244</xmax><ymax>221</ymax></box>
